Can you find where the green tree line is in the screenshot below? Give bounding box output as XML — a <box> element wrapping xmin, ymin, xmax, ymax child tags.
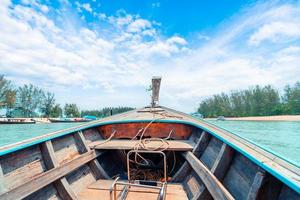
<box><xmin>0</xmin><ymin>75</ymin><xmax>133</xmax><ymax>118</ymax></box>
<box><xmin>198</xmin><ymin>82</ymin><xmax>300</xmax><ymax>118</ymax></box>
<box><xmin>81</xmin><ymin>107</ymin><xmax>134</xmax><ymax>118</ymax></box>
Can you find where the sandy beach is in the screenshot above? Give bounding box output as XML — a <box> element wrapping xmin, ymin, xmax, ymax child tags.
<box><xmin>206</xmin><ymin>115</ymin><xmax>300</xmax><ymax>121</ymax></box>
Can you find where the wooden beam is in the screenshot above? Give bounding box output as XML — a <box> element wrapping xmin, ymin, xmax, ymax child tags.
<box><xmin>0</xmin><ymin>150</ymin><xmax>100</xmax><ymax>200</ymax></box>
<box><xmin>73</xmin><ymin>131</ymin><xmax>91</xmax><ymax>153</ymax></box>
<box><xmin>211</xmin><ymin>143</ymin><xmax>234</xmax><ymax>180</ymax></box>
<box><xmin>195</xmin><ymin>143</ymin><xmax>234</xmax><ymax>199</ymax></box>
<box><xmin>183</xmin><ymin>151</ymin><xmax>234</xmax><ymax>200</ymax></box>
<box><xmin>193</xmin><ymin>131</ymin><xmax>211</xmax><ymax>157</ymax></box>
<box><xmin>40</xmin><ymin>141</ymin><xmax>78</xmax><ymax>200</ymax></box>
<box><xmin>172</xmin><ymin>131</ymin><xmax>211</xmax><ymax>182</ymax></box>
<box><xmin>90</xmin><ymin>140</ymin><xmax>194</xmax><ymax>151</ymax></box>
<box><xmin>151</xmin><ymin>76</ymin><xmax>161</xmax><ymax>107</ymax></box>
<box><xmin>247</xmin><ymin>171</ymin><xmax>265</xmax><ymax>200</ymax></box>
<box><xmin>74</xmin><ymin>131</ymin><xmax>109</xmax><ymax>179</ymax></box>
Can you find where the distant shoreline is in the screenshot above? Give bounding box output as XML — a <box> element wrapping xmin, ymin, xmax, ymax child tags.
<box><xmin>206</xmin><ymin>115</ymin><xmax>300</xmax><ymax>122</ymax></box>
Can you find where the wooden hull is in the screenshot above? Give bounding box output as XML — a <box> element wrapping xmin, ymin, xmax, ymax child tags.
<box><xmin>0</xmin><ymin>106</ymin><xmax>299</xmax><ymax>200</ymax></box>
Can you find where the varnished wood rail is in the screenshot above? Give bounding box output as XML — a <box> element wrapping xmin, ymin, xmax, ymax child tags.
<box><xmin>182</xmin><ymin>151</ymin><xmax>235</xmax><ymax>200</ymax></box>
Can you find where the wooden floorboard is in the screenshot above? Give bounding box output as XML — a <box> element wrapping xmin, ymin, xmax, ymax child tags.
<box><xmin>90</xmin><ymin>140</ymin><xmax>194</xmax><ymax>151</ymax></box>
<box><xmin>78</xmin><ymin>179</ymin><xmax>188</xmax><ymax>200</ymax></box>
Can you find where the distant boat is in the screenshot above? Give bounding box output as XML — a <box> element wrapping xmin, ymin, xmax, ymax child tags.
<box><xmin>191</xmin><ymin>113</ymin><xmax>203</xmax><ymax>119</ymax></box>
<box><xmin>49</xmin><ymin>118</ymin><xmax>90</xmax><ymax>123</ymax></box>
<box><xmin>0</xmin><ymin>77</ymin><xmax>299</xmax><ymax>200</ymax></box>
<box><xmin>0</xmin><ymin>118</ymin><xmax>36</xmax><ymax>124</ymax></box>
<box><xmin>217</xmin><ymin>116</ymin><xmax>226</xmax><ymax>121</ymax></box>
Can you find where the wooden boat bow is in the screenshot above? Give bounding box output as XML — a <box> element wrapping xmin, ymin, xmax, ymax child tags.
<box><xmin>0</xmin><ymin>77</ymin><xmax>299</xmax><ymax>200</ymax></box>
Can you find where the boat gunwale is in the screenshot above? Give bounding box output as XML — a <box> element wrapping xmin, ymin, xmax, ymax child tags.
<box><xmin>0</xmin><ymin>118</ymin><xmax>299</xmax><ymax>194</ymax></box>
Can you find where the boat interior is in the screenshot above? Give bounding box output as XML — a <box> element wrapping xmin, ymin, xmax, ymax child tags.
<box><xmin>0</xmin><ymin>77</ymin><xmax>299</xmax><ymax>200</ymax></box>
<box><xmin>0</xmin><ymin>116</ymin><xmax>299</xmax><ymax>200</ymax></box>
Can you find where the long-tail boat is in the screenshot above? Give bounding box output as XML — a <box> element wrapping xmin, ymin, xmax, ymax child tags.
<box><xmin>0</xmin><ymin>77</ymin><xmax>299</xmax><ymax>200</ymax></box>
<box><xmin>0</xmin><ymin>118</ymin><xmax>36</xmax><ymax>124</ymax></box>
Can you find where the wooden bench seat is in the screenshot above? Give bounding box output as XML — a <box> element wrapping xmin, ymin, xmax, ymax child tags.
<box><xmin>89</xmin><ymin>140</ymin><xmax>194</xmax><ymax>151</ymax></box>
<box><xmin>78</xmin><ymin>179</ymin><xmax>188</xmax><ymax>200</ymax></box>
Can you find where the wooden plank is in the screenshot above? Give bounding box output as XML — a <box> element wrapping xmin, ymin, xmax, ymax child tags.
<box><xmin>211</xmin><ymin>143</ymin><xmax>234</xmax><ymax>180</ymax></box>
<box><xmin>40</xmin><ymin>141</ymin><xmax>78</xmax><ymax>200</ymax></box>
<box><xmin>200</xmin><ymin>137</ymin><xmax>223</xmax><ymax>169</ymax></box>
<box><xmin>193</xmin><ymin>131</ymin><xmax>211</xmax><ymax>157</ymax></box>
<box><xmin>66</xmin><ymin>165</ymin><xmax>97</xmax><ymax>195</ymax></box>
<box><xmin>82</xmin><ymin>128</ymin><xmax>103</xmax><ymax>144</ymax></box>
<box><xmin>247</xmin><ymin>171</ymin><xmax>265</xmax><ymax>200</ymax></box>
<box><xmin>78</xmin><ymin>179</ymin><xmax>188</xmax><ymax>200</ymax></box>
<box><xmin>23</xmin><ymin>183</ymin><xmax>61</xmax><ymax>200</ymax></box>
<box><xmin>183</xmin><ymin>151</ymin><xmax>234</xmax><ymax>200</ymax></box>
<box><xmin>52</xmin><ymin>135</ymin><xmax>80</xmax><ymax>165</ymax></box>
<box><xmin>196</xmin><ymin>143</ymin><xmax>234</xmax><ymax>199</ymax></box>
<box><xmin>173</xmin><ymin>131</ymin><xmax>211</xmax><ymax>182</ymax></box>
<box><xmin>90</xmin><ymin>140</ymin><xmax>194</xmax><ymax>151</ymax></box>
<box><xmin>0</xmin><ymin>150</ymin><xmax>100</xmax><ymax>200</ymax></box>
<box><xmin>0</xmin><ymin>145</ymin><xmax>47</xmax><ymax>191</ymax></box>
<box><xmin>97</xmin><ymin>123</ymin><xmax>193</xmax><ymax>140</ymax></box>
<box><xmin>74</xmin><ymin>131</ymin><xmax>109</xmax><ymax>179</ymax></box>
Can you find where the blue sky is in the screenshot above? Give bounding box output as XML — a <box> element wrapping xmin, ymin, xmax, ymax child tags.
<box><xmin>1</xmin><ymin>0</ymin><xmax>300</xmax><ymax>112</ymax></box>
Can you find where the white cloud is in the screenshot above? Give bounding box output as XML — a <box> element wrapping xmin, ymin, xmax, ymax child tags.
<box><xmin>82</xmin><ymin>3</ymin><xmax>92</xmax><ymax>13</ymax></box>
<box><xmin>75</xmin><ymin>2</ymin><xmax>92</xmax><ymax>13</ymax></box>
<box><xmin>0</xmin><ymin>1</ymin><xmax>300</xmax><ymax>112</ymax></box>
<box><xmin>127</xmin><ymin>19</ymin><xmax>152</xmax><ymax>33</ymax></box>
<box><xmin>249</xmin><ymin>21</ymin><xmax>300</xmax><ymax>46</ymax></box>
<box><xmin>167</xmin><ymin>36</ymin><xmax>187</xmax><ymax>45</ymax></box>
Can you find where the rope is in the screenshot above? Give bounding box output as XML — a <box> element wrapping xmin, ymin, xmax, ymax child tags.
<box><xmin>91</xmin><ymin>130</ymin><xmax>116</xmax><ymax>148</ymax></box>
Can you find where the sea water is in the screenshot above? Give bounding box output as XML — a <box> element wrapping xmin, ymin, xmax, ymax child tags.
<box><xmin>0</xmin><ymin>123</ymin><xmax>85</xmax><ymax>147</ymax></box>
<box><xmin>0</xmin><ymin>121</ymin><xmax>299</xmax><ymax>166</ymax></box>
<box><xmin>208</xmin><ymin>120</ymin><xmax>300</xmax><ymax>166</ymax></box>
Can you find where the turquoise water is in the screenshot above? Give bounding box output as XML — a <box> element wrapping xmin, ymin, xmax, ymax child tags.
<box><xmin>208</xmin><ymin>120</ymin><xmax>300</xmax><ymax>165</ymax></box>
<box><xmin>0</xmin><ymin>123</ymin><xmax>85</xmax><ymax>147</ymax></box>
<box><xmin>0</xmin><ymin>121</ymin><xmax>299</xmax><ymax>166</ymax></box>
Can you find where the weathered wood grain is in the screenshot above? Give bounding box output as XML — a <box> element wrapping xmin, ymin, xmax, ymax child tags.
<box><xmin>151</xmin><ymin>76</ymin><xmax>161</xmax><ymax>107</ymax></box>
<box><xmin>196</xmin><ymin>143</ymin><xmax>234</xmax><ymax>200</ymax></box>
<box><xmin>66</xmin><ymin>165</ymin><xmax>97</xmax><ymax>196</ymax></box>
<box><xmin>247</xmin><ymin>171</ymin><xmax>265</xmax><ymax>200</ymax></box>
<box><xmin>0</xmin><ymin>150</ymin><xmax>100</xmax><ymax>200</ymax></box>
<box><xmin>172</xmin><ymin>131</ymin><xmax>211</xmax><ymax>182</ymax></box>
<box><xmin>78</xmin><ymin>179</ymin><xmax>188</xmax><ymax>200</ymax></box>
<box><xmin>183</xmin><ymin>151</ymin><xmax>234</xmax><ymax>200</ymax></box>
<box><xmin>222</xmin><ymin>153</ymin><xmax>261</xmax><ymax>200</ymax></box>
<box><xmin>82</xmin><ymin>128</ymin><xmax>103</xmax><ymax>144</ymax></box>
<box><xmin>0</xmin><ymin>146</ymin><xmax>47</xmax><ymax>191</ymax></box>
<box><xmin>211</xmin><ymin>143</ymin><xmax>234</xmax><ymax>180</ymax></box>
<box><xmin>23</xmin><ymin>183</ymin><xmax>61</xmax><ymax>200</ymax></box>
<box><xmin>200</xmin><ymin>137</ymin><xmax>223</xmax><ymax>169</ymax></box>
<box><xmin>74</xmin><ymin>131</ymin><xmax>109</xmax><ymax>179</ymax></box>
<box><xmin>52</xmin><ymin>135</ymin><xmax>80</xmax><ymax>165</ymax></box>
<box><xmin>90</xmin><ymin>140</ymin><xmax>194</xmax><ymax>151</ymax></box>
<box><xmin>41</xmin><ymin>141</ymin><xmax>78</xmax><ymax>200</ymax></box>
